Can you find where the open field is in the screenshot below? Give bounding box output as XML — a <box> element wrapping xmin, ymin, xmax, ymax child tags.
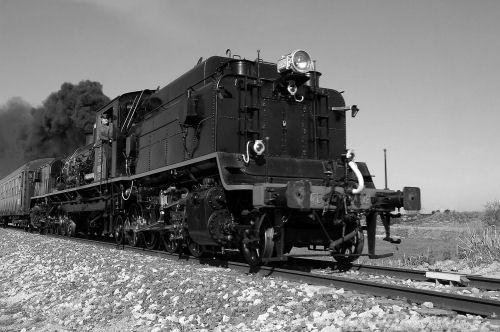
<box><xmin>357</xmin><ymin>212</ymin><xmax>500</xmax><ymax>276</ymax></box>
<box><xmin>363</xmin><ymin>214</ymin><xmax>473</xmax><ymax>263</ymax></box>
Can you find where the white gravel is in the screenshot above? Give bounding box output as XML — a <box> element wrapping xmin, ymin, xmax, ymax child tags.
<box><xmin>0</xmin><ymin>228</ymin><xmax>498</xmax><ymax>331</ymax></box>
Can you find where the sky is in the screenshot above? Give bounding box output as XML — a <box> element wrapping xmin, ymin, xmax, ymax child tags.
<box><xmin>0</xmin><ymin>0</ymin><xmax>499</xmax><ymax>212</ymax></box>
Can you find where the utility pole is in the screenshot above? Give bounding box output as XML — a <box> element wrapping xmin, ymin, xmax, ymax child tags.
<box><xmin>384</xmin><ymin>148</ymin><xmax>388</xmax><ymax>190</ymax></box>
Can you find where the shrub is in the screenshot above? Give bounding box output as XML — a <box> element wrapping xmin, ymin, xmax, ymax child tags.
<box><xmin>457</xmin><ymin>222</ymin><xmax>500</xmax><ymax>266</ymax></box>
<box><xmin>483</xmin><ymin>200</ymin><xmax>500</xmax><ymax>227</ymax></box>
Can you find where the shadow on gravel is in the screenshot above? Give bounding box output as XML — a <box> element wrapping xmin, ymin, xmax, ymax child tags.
<box><xmin>198</xmin><ymin>255</ymin><xmax>356</xmax><ymax>276</ymax></box>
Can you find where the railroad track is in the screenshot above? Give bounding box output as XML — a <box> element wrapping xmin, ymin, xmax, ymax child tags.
<box><xmin>288</xmin><ymin>257</ymin><xmax>500</xmax><ymax>291</ymax></box>
<box><xmin>5</xmin><ymin>227</ymin><xmax>500</xmax><ymax>317</ymax></box>
<box><xmin>349</xmin><ymin>263</ymin><xmax>500</xmax><ymax>292</ymax></box>
<box><xmin>251</xmin><ymin>265</ymin><xmax>500</xmax><ymax>317</ymax></box>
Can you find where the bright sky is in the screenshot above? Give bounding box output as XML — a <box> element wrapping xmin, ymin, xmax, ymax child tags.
<box><xmin>1</xmin><ymin>0</ymin><xmax>499</xmax><ymax>212</ymax></box>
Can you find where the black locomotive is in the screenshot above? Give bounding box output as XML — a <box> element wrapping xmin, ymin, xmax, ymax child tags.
<box><xmin>1</xmin><ymin>49</ymin><xmax>420</xmax><ymax>264</ymax></box>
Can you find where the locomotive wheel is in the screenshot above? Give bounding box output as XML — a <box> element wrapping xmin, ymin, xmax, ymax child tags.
<box><xmin>125</xmin><ymin>204</ymin><xmax>143</xmax><ymax>247</ymax></box>
<box><xmin>162</xmin><ymin>232</ymin><xmax>179</xmax><ymax>254</ymax></box>
<box><xmin>261</xmin><ymin>227</ymin><xmax>275</xmax><ymax>258</ymax></box>
<box><xmin>143</xmin><ymin>231</ymin><xmax>159</xmax><ymax>250</ymax></box>
<box><xmin>186</xmin><ymin>236</ymin><xmax>204</xmax><ymax>258</ymax></box>
<box><xmin>128</xmin><ymin>203</ymin><xmax>143</xmax><ymax>225</ymax></box>
<box><xmin>113</xmin><ymin>215</ymin><xmax>126</xmax><ymax>245</ymax></box>
<box><xmin>59</xmin><ymin>223</ymin><xmax>66</xmax><ymax>236</ymax></box>
<box><xmin>65</xmin><ymin>219</ymin><xmax>76</xmax><ymax>237</ymax></box>
<box><xmin>334</xmin><ymin>228</ymin><xmax>364</xmax><ymax>264</ymax></box>
<box><xmin>123</xmin><ymin>216</ymin><xmax>140</xmax><ymax>246</ymax></box>
<box><xmin>241</xmin><ymin>214</ymin><xmax>275</xmax><ymax>266</ymax></box>
<box><xmin>127</xmin><ymin>230</ymin><xmax>141</xmax><ymax>247</ymax></box>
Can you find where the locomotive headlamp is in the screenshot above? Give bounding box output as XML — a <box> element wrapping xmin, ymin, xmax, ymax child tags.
<box><xmin>253</xmin><ymin>140</ymin><xmax>265</xmax><ymax>155</ymax></box>
<box><xmin>277</xmin><ymin>50</ymin><xmax>313</xmax><ymax>74</ymax></box>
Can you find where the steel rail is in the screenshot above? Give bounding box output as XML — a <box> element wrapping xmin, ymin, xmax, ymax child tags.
<box><xmin>289</xmin><ymin>257</ymin><xmax>500</xmax><ymax>291</ymax></box>
<box><xmin>249</xmin><ymin>265</ymin><xmax>500</xmax><ymax>317</ymax></box>
<box><xmin>350</xmin><ymin>264</ymin><xmax>500</xmax><ymax>291</ymax></box>
<box><xmin>5</xmin><ymin>228</ymin><xmax>500</xmax><ymax>317</ymax></box>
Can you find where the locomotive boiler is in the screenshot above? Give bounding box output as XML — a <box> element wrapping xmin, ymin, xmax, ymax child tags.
<box><xmin>25</xmin><ymin>49</ymin><xmax>420</xmax><ymax>265</ymax></box>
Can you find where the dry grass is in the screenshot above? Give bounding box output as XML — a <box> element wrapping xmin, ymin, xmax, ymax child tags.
<box><xmin>457</xmin><ymin>222</ymin><xmax>500</xmax><ymax>267</ymax></box>
<box><xmin>483</xmin><ymin>200</ymin><xmax>500</xmax><ymax>227</ymax></box>
<box><xmin>399</xmin><ymin>248</ymin><xmax>437</xmax><ymax>267</ymax></box>
<box><xmin>455</xmin><ymin>201</ymin><xmax>500</xmax><ymax>267</ymax></box>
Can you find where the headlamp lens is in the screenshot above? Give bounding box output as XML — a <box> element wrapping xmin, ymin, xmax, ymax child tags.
<box><xmin>253</xmin><ymin>140</ymin><xmax>265</xmax><ymax>155</ymax></box>
<box><xmin>292</xmin><ymin>50</ymin><xmax>312</xmax><ymax>73</ymax></box>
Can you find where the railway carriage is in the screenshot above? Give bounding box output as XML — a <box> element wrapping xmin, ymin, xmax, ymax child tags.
<box><xmin>0</xmin><ymin>158</ymin><xmax>53</xmax><ymax>227</ymax></box>
<box><xmin>7</xmin><ymin>49</ymin><xmax>420</xmax><ymax>264</ymax></box>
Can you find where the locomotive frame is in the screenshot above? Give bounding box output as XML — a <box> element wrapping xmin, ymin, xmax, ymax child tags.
<box><xmin>3</xmin><ymin>49</ymin><xmax>421</xmax><ymax>265</ymax></box>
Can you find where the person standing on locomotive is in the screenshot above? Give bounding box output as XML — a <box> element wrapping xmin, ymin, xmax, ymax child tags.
<box><xmin>94</xmin><ymin>112</ymin><xmax>115</xmax><ymax>180</ymax></box>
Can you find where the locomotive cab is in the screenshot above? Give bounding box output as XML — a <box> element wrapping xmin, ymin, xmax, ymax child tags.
<box><xmin>93</xmin><ymin>90</ymin><xmax>154</xmax><ymax>180</ymax></box>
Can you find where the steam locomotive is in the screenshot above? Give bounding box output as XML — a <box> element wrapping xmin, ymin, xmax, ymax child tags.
<box><xmin>0</xmin><ymin>49</ymin><xmax>420</xmax><ymax>265</ymax></box>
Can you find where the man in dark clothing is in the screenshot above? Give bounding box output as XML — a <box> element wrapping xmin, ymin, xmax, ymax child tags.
<box><xmin>94</xmin><ymin>113</ymin><xmax>115</xmax><ymax>180</ymax></box>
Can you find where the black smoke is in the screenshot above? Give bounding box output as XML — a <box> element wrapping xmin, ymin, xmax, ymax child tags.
<box><xmin>0</xmin><ymin>98</ymin><xmax>32</xmax><ymax>176</ymax></box>
<box><xmin>0</xmin><ymin>80</ymin><xmax>109</xmax><ymax>178</ymax></box>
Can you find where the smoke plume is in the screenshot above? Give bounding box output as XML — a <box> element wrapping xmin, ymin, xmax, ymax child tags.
<box><xmin>0</xmin><ymin>98</ymin><xmax>33</xmax><ymax>177</ymax></box>
<box><xmin>0</xmin><ymin>80</ymin><xmax>109</xmax><ymax>178</ymax></box>
<box><xmin>23</xmin><ymin>80</ymin><xmax>110</xmax><ymax>160</ymax></box>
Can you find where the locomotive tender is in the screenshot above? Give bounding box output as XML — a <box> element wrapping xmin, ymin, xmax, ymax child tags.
<box><xmin>2</xmin><ymin>49</ymin><xmax>420</xmax><ymax>264</ymax></box>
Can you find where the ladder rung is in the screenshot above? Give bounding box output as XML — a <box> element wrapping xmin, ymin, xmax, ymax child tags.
<box><xmin>247</xmin><ymin>81</ymin><xmax>263</xmax><ymax>87</ymax></box>
<box><xmin>242</xmin><ymin>106</ymin><xmax>260</xmax><ymax>112</ymax></box>
<box><xmin>238</xmin><ymin>82</ymin><xmax>262</xmax><ymax>90</ymax></box>
<box><xmin>239</xmin><ymin>130</ymin><xmax>260</xmax><ymax>135</ymax></box>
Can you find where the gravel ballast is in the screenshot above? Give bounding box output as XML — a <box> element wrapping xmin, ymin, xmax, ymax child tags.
<box><xmin>0</xmin><ymin>229</ymin><xmax>497</xmax><ymax>331</ymax></box>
